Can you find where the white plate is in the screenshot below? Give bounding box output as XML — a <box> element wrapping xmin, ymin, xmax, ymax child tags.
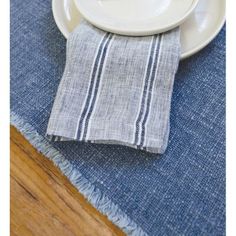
<box><xmin>52</xmin><ymin>0</ymin><xmax>225</xmax><ymax>59</ymax></box>
<box><xmin>73</xmin><ymin>0</ymin><xmax>199</xmax><ymax>36</ymax></box>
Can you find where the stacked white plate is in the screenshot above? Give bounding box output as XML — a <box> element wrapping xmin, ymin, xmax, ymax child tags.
<box><xmin>52</xmin><ymin>0</ymin><xmax>225</xmax><ymax>59</ymax></box>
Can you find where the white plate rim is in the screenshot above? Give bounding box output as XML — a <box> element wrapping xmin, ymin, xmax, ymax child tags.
<box><xmin>181</xmin><ymin>12</ymin><xmax>225</xmax><ymax>59</ymax></box>
<box><xmin>52</xmin><ymin>0</ymin><xmax>225</xmax><ymax>60</ymax></box>
<box><xmin>73</xmin><ymin>0</ymin><xmax>200</xmax><ymax>36</ymax></box>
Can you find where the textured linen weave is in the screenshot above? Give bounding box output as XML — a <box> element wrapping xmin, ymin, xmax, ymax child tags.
<box><xmin>11</xmin><ymin>0</ymin><xmax>225</xmax><ymax>234</ymax></box>
<box><xmin>46</xmin><ymin>22</ymin><xmax>180</xmax><ymax>153</ymax></box>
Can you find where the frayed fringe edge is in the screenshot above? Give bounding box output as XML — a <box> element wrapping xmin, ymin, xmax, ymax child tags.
<box><xmin>10</xmin><ymin>111</ymin><xmax>148</xmax><ymax>236</ymax></box>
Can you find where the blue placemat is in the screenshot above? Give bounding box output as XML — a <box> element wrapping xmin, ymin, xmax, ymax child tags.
<box><xmin>10</xmin><ymin>0</ymin><xmax>225</xmax><ymax>235</ymax></box>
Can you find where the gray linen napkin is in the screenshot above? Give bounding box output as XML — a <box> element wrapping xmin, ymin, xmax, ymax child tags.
<box><xmin>46</xmin><ymin>21</ymin><xmax>181</xmax><ymax>153</ymax></box>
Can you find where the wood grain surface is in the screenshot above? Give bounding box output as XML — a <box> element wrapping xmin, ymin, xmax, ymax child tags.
<box><xmin>10</xmin><ymin>126</ymin><xmax>125</xmax><ymax>236</ymax></box>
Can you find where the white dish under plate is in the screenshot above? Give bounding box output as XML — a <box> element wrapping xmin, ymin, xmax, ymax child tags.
<box><xmin>73</xmin><ymin>0</ymin><xmax>199</xmax><ymax>36</ymax></box>
<box><xmin>52</xmin><ymin>0</ymin><xmax>225</xmax><ymax>59</ymax></box>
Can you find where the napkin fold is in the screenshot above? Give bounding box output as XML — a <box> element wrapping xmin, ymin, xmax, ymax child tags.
<box><xmin>46</xmin><ymin>21</ymin><xmax>181</xmax><ymax>153</ymax></box>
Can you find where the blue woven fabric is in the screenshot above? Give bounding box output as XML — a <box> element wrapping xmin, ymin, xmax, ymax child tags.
<box><xmin>11</xmin><ymin>0</ymin><xmax>225</xmax><ymax>235</ymax></box>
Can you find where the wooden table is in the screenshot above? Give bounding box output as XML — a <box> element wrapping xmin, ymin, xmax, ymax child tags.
<box><xmin>10</xmin><ymin>126</ymin><xmax>124</xmax><ymax>236</ymax></box>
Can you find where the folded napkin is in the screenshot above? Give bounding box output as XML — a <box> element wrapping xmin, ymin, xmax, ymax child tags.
<box><xmin>46</xmin><ymin>21</ymin><xmax>181</xmax><ymax>153</ymax></box>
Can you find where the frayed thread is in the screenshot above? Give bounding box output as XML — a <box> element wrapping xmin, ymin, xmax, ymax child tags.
<box><xmin>10</xmin><ymin>111</ymin><xmax>148</xmax><ymax>236</ymax></box>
